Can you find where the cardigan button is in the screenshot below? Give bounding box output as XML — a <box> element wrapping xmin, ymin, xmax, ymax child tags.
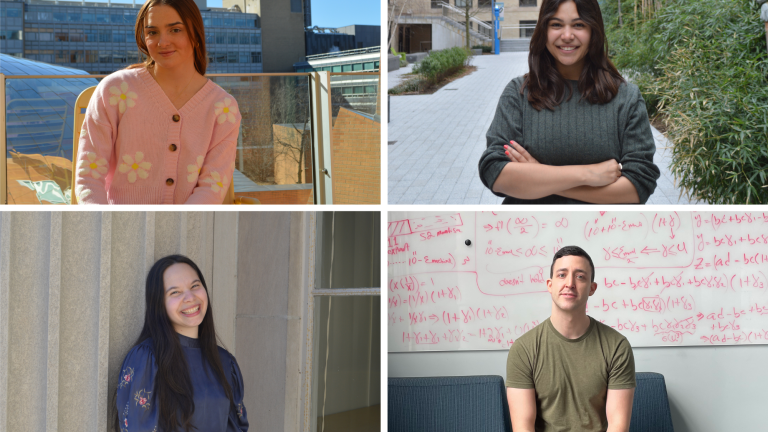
<box><xmin>166</xmin><ymin>178</ymin><xmax>174</xmax><ymax>186</ymax></box>
<box><xmin>169</xmin><ymin>143</ymin><xmax>177</xmax><ymax>152</ymax></box>
<box><xmin>172</xmin><ymin>114</ymin><xmax>180</xmax><ymax>122</ymax></box>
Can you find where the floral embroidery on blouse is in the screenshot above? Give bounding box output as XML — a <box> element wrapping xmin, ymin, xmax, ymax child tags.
<box><xmin>134</xmin><ymin>388</ymin><xmax>152</xmax><ymax>411</ymax></box>
<box><xmin>109</xmin><ymin>81</ymin><xmax>138</xmax><ymax>113</ymax></box>
<box><xmin>187</xmin><ymin>155</ymin><xmax>205</xmax><ymax>183</ymax></box>
<box><xmin>202</xmin><ymin>171</ymin><xmax>226</xmax><ymax>195</ymax></box>
<box><xmin>237</xmin><ymin>403</ymin><xmax>244</xmax><ymax>419</ymax></box>
<box><xmin>80</xmin><ymin>128</ymin><xmax>87</xmax><ymax>138</ymax></box>
<box><xmin>214</xmin><ymin>97</ymin><xmax>238</xmax><ymax>124</ymax></box>
<box><xmin>75</xmin><ymin>183</ymin><xmax>92</xmax><ymax>202</ymax></box>
<box><xmin>78</xmin><ymin>151</ymin><xmax>108</xmax><ymax>180</ymax></box>
<box><xmin>118</xmin><ymin>367</ymin><xmax>134</xmax><ymax>389</ymax></box>
<box><xmin>118</xmin><ymin>152</ymin><xmax>152</xmax><ymax>183</ymax></box>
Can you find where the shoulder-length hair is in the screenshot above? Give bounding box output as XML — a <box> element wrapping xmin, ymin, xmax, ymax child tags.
<box><xmin>126</xmin><ymin>0</ymin><xmax>208</xmax><ymax>75</ymax></box>
<box><xmin>522</xmin><ymin>0</ymin><xmax>624</xmax><ymax>111</ymax></box>
<box><xmin>114</xmin><ymin>255</ymin><xmax>233</xmax><ymax>432</ymax></box>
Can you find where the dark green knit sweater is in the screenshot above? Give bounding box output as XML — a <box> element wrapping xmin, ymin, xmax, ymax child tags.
<box><xmin>479</xmin><ymin>76</ymin><xmax>660</xmax><ymax>204</ymax></box>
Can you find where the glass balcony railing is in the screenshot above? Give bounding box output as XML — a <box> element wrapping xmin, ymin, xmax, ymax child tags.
<box><xmin>1</xmin><ymin>71</ymin><xmax>380</xmax><ymax>204</ymax></box>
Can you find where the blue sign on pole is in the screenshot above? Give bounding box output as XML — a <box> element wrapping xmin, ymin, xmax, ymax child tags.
<box><xmin>493</xmin><ymin>3</ymin><xmax>503</xmax><ymax>55</ymax></box>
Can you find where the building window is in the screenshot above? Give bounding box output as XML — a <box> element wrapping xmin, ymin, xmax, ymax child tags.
<box><xmin>251</xmin><ymin>51</ymin><xmax>261</xmax><ymax>63</ymax></box>
<box><xmin>310</xmin><ymin>212</ymin><xmax>380</xmax><ymax>432</ymax></box>
<box><xmin>431</xmin><ymin>0</ymin><xmax>442</xmax><ymax>9</ymax></box>
<box><xmin>520</xmin><ymin>0</ymin><xmax>537</xmax><ymax>6</ymax></box>
<box><xmin>520</xmin><ymin>20</ymin><xmax>536</xmax><ymax>37</ymax></box>
<box><xmin>251</xmin><ymin>34</ymin><xmax>261</xmax><ymax>45</ymax></box>
<box><xmin>455</xmin><ymin>0</ymin><xmax>472</xmax><ymax>7</ymax></box>
<box><xmin>291</xmin><ymin>0</ymin><xmax>302</xmax><ymax>13</ymax></box>
<box><xmin>479</xmin><ymin>0</ymin><xmax>492</xmax><ymax>6</ymax></box>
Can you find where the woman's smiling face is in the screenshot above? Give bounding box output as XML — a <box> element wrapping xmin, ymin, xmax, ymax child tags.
<box><xmin>144</xmin><ymin>5</ymin><xmax>196</xmax><ymax>70</ymax></box>
<box><xmin>163</xmin><ymin>262</ymin><xmax>208</xmax><ymax>338</ymax></box>
<box><xmin>545</xmin><ymin>0</ymin><xmax>591</xmax><ymax>80</ymax></box>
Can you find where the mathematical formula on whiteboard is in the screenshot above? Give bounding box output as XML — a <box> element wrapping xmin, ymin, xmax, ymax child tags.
<box><xmin>387</xmin><ymin>211</ymin><xmax>768</xmax><ymax>351</ymax></box>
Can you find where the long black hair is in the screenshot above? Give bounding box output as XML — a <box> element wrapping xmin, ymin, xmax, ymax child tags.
<box><xmin>113</xmin><ymin>255</ymin><xmax>234</xmax><ymax>432</ymax></box>
<box><xmin>523</xmin><ymin>0</ymin><xmax>625</xmax><ymax>111</ymax></box>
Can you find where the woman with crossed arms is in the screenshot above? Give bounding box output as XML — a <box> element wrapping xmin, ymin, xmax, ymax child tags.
<box><xmin>479</xmin><ymin>0</ymin><xmax>660</xmax><ymax>204</ymax></box>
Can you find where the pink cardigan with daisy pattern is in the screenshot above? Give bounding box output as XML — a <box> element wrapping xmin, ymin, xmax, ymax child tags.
<box><xmin>74</xmin><ymin>67</ymin><xmax>241</xmax><ymax>204</ymax></box>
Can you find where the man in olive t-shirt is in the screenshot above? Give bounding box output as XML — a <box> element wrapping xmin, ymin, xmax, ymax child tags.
<box><xmin>505</xmin><ymin>246</ymin><xmax>636</xmax><ymax>432</ymax></box>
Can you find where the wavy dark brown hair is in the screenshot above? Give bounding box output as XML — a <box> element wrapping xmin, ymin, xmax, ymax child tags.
<box><xmin>112</xmin><ymin>255</ymin><xmax>233</xmax><ymax>432</ymax></box>
<box><xmin>522</xmin><ymin>0</ymin><xmax>625</xmax><ymax>111</ymax></box>
<box><xmin>126</xmin><ymin>0</ymin><xmax>208</xmax><ymax>75</ymax></box>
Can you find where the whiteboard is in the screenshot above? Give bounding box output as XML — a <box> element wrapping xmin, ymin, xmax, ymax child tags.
<box><xmin>388</xmin><ymin>211</ymin><xmax>768</xmax><ymax>351</ymax></box>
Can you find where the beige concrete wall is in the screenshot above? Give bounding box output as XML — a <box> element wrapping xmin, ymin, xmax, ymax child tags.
<box><xmin>0</xmin><ymin>211</ymin><xmax>312</xmax><ymax>432</ymax></box>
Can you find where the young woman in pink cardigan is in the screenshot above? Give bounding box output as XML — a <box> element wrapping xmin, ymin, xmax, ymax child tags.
<box><xmin>74</xmin><ymin>0</ymin><xmax>240</xmax><ymax>204</ymax></box>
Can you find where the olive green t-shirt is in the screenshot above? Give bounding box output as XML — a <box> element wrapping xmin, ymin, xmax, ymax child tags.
<box><xmin>506</xmin><ymin>317</ymin><xmax>636</xmax><ymax>432</ymax></box>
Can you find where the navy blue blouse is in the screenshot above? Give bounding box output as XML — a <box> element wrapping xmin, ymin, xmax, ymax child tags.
<box><xmin>116</xmin><ymin>334</ymin><xmax>249</xmax><ymax>432</ymax></box>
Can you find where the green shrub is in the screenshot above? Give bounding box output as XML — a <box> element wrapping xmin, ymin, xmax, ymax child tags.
<box><xmin>605</xmin><ymin>0</ymin><xmax>768</xmax><ymax>204</ymax></box>
<box><xmin>472</xmin><ymin>44</ymin><xmax>493</xmax><ymax>53</ymax></box>
<box><xmin>413</xmin><ymin>47</ymin><xmax>471</xmax><ymax>85</ymax></box>
<box><xmin>388</xmin><ymin>77</ymin><xmax>425</xmax><ymax>95</ymax></box>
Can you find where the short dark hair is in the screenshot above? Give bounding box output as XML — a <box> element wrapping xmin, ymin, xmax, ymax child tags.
<box><xmin>550</xmin><ymin>246</ymin><xmax>595</xmax><ymax>283</ymax></box>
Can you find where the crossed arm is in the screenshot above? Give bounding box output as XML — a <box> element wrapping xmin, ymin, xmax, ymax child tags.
<box><xmin>507</xmin><ymin>387</ymin><xmax>635</xmax><ymax>432</ymax></box>
<box><xmin>492</xmin><ymin>141</ymin><xmax>640</xmax><ymax>204</ymax></box>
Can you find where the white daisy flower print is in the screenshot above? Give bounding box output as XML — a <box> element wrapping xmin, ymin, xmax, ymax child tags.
<box><xmin>187</xmin><ymin>155</ymin><xmax>205</xmax><ymax>183</ymax></box>
<box><xmin>75</xmin><ymin>183</ymin><xmax>92</xmax><ymax>201</ymax></box>
<box><xmin>78</xmin><ymin>151</ymin><xmax>108</xmax><ymax>180</ymax></box>
<box><xmin>80</xmin><ymin>128</ymin><xmax>87</xmax><ymax>138</ymax></box>
<box><xmin>214</xmin><ymin>98</ymin><xmax>238</xmax><ymax>124</ymax></box>
<box><xmin>118</xmin><ymin>151</ymin><xmax>152</xmax><ymax>183</ymax></box>
<box><xmin>109</xmin><ymin>81</ymin><xmax>138</xmax><ymax>113</ymax></box>
<box><xmin>202</xmin><ymin>171</ymin><xmax>226</xmax><ymax>195</ymax></box>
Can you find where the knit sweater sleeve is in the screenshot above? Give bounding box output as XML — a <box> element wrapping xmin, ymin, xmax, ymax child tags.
<box><xmin>479</xmin><ymin>78</ymin><xmax>524</xmax><ymax>198</ymax></box>
<box><xmin>185</xmin><ymin>95</ymin><xmax>240</xmax><ymax>204</ymax></box>
<box><xmin>74</xmin><ymin>79</ymin><xmax>122</xmax><ymax>204</ymax></box>
<box><xmin>617</xmin><ymin>85</ymin><xmax>660</xmax><ymax>204</ymax></box>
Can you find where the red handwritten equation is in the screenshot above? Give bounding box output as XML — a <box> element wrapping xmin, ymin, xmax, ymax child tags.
<box><xmin>388</xmin><ymin>211</ymin><xmax>768</xmax><ymax>351</ymax></box>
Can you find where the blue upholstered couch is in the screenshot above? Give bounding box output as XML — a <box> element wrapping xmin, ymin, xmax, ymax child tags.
<box><xmin>388</xmin><ymin>372</ymin><xmax>674</xmax><ymax>432</ymax></box>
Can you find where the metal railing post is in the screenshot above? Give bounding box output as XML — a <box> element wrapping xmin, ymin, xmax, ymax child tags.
<box><xmin>310</xmin><ymin>71</ymin><xmax>333</xmax><ymax>204</ymax></box>
<box><xmin>0</xmin><ymin>73</ymin><xmax>6</xmax><ymax>204</ymax></box>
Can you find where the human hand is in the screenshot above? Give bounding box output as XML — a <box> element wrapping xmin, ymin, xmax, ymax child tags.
<box><xmin>585</xmin><ymin>160</ymin><xmax>622</xmax><ymax>187</ymax></box>
<box><xmin>504</xmin><ymin>141</ymin><xmax>540</xmax><ymax>164</ymax></box>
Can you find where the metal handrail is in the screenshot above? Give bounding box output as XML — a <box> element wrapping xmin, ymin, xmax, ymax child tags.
<box><xmin>436</xmin><ymin>1</ymin><xmax>493</xmax><ymax>31</ymax></box>
<box><xmin>305</xmin><ymin>46</ymin><xmax>381</xmax><ymax>61</ymax></box>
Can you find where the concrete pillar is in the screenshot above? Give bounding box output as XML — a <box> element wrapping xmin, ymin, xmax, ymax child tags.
<box><xmin>0</xmin><ymin>211</ymin><xmax>314</xmax><ymax>432</ymax></box>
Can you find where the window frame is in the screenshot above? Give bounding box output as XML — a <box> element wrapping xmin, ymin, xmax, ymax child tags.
<box><xmin>301</xmin><ymin>212</ymin><xmax>381</xmax><ymax>432</ymax></box>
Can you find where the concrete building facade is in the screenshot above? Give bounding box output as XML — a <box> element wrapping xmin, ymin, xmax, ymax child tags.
<box><xmin>388</xmin><ymin>0</ymin><xmax>541</xmax><ymax>53</ymax></box>
<box><xmin>0</xmin><ymin>211</ymin><xmax>380</xmax><ymax>431</ymax></box>
<box><xmin>223</xmin><ymin>0</ymin><xmax>310</xmax><ymax>72</ymax></box>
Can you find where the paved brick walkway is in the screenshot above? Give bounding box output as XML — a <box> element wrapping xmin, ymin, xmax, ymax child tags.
<box><xmin>388</xmin><ymin>52</ymin><xmax>700</xmax><ymax>205</ymax></box>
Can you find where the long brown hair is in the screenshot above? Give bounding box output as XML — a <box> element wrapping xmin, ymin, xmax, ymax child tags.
<box><xmin>127</xmin><ymin>0</ymin><xmax>208</xmax><ymax>75</ymax></box>
<box><xmin>522</xmin><ymin>0</ymin><xmax>624</xmax><ymax>111</ymax></box>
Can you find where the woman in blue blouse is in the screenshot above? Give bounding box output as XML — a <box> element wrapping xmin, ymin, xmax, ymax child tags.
<box><xmin>115</xmin><ymin>255</ymin><xmax>248</xmax><ymax>432</ymax></box>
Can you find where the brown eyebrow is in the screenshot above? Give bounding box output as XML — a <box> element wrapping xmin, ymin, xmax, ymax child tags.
<box><xmin>165</xmin><ymin>279</ymin><xmax>201</xmax><ymax>292</ymax></box>
<box><xmin>549</xmin><ymin>17</ymin><xmax>584</xmax><ymax>23</ymax></box>
<box><xmin>146</xmin><ymin>22</ymin><xmax>183</xmax><ymax>29</ymax></box>
<box><xmin>556</xmin><ymin>268</ymin><xmax>587</xmax><ymax>274</ymax></box>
